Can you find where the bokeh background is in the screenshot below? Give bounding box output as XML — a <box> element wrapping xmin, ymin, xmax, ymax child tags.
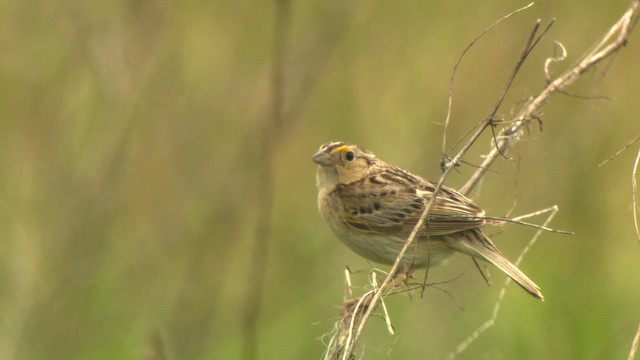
<box><xmin>1</xmin><ymin>0</ymin><xmax>639</xmax><ymax>359</ymax></box>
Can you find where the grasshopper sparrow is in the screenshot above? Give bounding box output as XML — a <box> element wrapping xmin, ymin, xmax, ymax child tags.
<box><xmin>312</xmin><ymin>141</ymin><xmax>543</xmax><ymax>300</ymax></box>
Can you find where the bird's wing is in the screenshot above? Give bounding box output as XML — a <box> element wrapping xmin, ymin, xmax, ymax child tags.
<box><xmin>336</xmin><ymin>168</ymin><xmax>486</xmax><ymax>238</ymax></box>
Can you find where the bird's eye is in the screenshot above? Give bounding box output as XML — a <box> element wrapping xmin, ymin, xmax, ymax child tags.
<box><xmin>345</xmin><ymin>151</ymin><xmax>355</xmax><ymax>161</ymax></box>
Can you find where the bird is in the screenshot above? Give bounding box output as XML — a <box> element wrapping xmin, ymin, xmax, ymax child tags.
<box><xmin>312</xmin><ymin>141</ymin><xmax>543</xmax><ymax>300</ymax></box>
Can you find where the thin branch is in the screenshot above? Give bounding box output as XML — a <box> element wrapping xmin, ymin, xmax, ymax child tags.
<box><xmin>598</xmin><ymin>135</ymin><xmax>640</xmax><ymax>166</ymax></box>
<box><xmin>421</xmin><ymin>213</ymin><xmax>572</xmax><ymax>234</ymax></box>
<box><xmin>443</xmin><ymin>18</ymin><xmax>548</xmax><ymax>174</ymax></box>
<box><xmin>597</xmin><ymin>135</ymin><xmax>640</xmax><ymax>245</ymax></box>
<box><xmin>544</xmin><ymin>41</ymin><xmax>568</xmax><ymax>81</ymax></box>
<box><xmin>461</xmin><ymin>0</ymin><xmax>640</xmax><ymax>195</ymax></box>
<box><xmin>449</xmin><ymin>206</ymin><xmax>559</xmax><ymax>359</ymax></box>
<box><xmin>442</xmin><ymin>2</ymin><xmax>534</xmax><ymax>154</ymax></box>
<box><xmin>598</xmin><ymin>136</ymin><xmax>640</xmax><ymax>242</ymax></box>
<box><xmin>633</xmin><ymin>147</ymin><xmax>640</xmax><ymax>245</ymax></box>
<box><xmin>448</xmin><ymin>18</ymin><xmax>553</xmax><ymax>176</ymax></box>
<box><xmin>629</xmin><ymin>322</ymin><xmax>640</xmax><ymax>360</ymax></box>
<box><xmin>481</xmin><ymin>215</ymin><xmax>572</xmax><ymax>234</ymax></box>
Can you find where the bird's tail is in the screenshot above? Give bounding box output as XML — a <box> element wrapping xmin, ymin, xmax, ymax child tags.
<box><xmin>448</xmin><ymin>228</ymin><xmax>544</xmax><ymax>301</ymax></box>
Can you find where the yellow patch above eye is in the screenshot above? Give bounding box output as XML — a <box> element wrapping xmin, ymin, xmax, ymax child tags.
<box><xmin>333</xmin><ymin>145</ymin><xmax>351</xmax><ymax>154</ymax></box>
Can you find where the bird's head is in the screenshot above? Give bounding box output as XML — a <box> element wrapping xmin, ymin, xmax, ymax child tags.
<box><xmin>312</xmin><ymin>142</ymin><xmax>377</xmax><ymax>188</ymax></box>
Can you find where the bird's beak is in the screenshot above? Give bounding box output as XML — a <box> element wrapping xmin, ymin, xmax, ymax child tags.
<box><xmin>312</xmin><ymin>149</ymin><xmax>333</xmax><ymax>166</ymax></box>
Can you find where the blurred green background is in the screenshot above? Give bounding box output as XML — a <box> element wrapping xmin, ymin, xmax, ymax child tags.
<box><xmin>1</xmin><ymin>0</ymin><xmax>639</xmax><ymax>359</ymax></box>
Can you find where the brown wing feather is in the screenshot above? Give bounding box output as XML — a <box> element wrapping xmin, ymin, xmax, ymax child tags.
<box><xmin>336</xmin><ymin>167</ymin><xmax>486</xmax><ymax>237</ymax></box>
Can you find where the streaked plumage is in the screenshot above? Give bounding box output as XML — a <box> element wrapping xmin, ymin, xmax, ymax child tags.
<box><xmin>313</xmin><ymin>141</ymin><xmax>543</xmax><ymax>300</ymax></box>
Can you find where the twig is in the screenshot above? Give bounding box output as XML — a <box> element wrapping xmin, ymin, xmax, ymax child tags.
<box><xmin>633</xmin><ymin>148</ymin><xmax>640</xmax><ymax>245</ymax></box>
<box><xmin>422</xmin><ymin>213</ymin><xmax>572</xmax><ymax>234</ymax></box>
<box><xmin>461</xmin><ymin>0</ymin><xmax>640</xmax><ymax>195</ymax></box>
<box><xmin>629</xmin><ymin>322</ymin><xmax>640</xmax><ymax>360</ymax></box>
<box><xmin>597</xmin><ymin>135</ymin><xmax>640</xmax><ymax>245</ymax></box>
<box><xmin>458</xmin><ymin>17</ymin><xmax>555</xmax><ymax>193</ymax></box>
<box><xmin>544</xmin><ymin>41</ymin><xmax>568</xmax><ymax>81</ymax></box>
<box><xmin>598</xmin><ymin>135</ymin><xmax>640</xmax><ymax>167</ymax></box>
<box><xmin>481</xmin><ymin>215</ymin><xmax>572</xmax><ymax>234</ymax></box>
<box><xmin>443</xmin><ymin>3</ymin><xmax>534</xmax><ymax>154</ymax></box>
<box><xmin>449</xmin><ymin>206</ymin><xmax>559</xmax><ymax>359</ymax></box>
<box><xmin>371</xmin><ymin>272</ymin><xmax>395</xmax><ymax>335</ymax></box>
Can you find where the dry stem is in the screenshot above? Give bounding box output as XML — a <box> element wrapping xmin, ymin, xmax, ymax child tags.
<box><xmin>461</xmin><ymin>0</ymin><xmax>640</xmax><ymax>195</ymax></box>
<box><xmin>449</xmin><ymin>205</ymin><xmax>559</xmax><ymax>359</ymax></box>
<box><xmin>633</xmin><ymin>147</ymin><xmax>640</xmax><ymax>245</ymax></box>
<box><xmin>629</xmin><ymin>322</ymin><xmax>640</xmax><ymax>360</ymax></box>
<box><xmin>598</xmin><ymin>135</ymin><xmax>640</xmax><ymax>244</ymax></box>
